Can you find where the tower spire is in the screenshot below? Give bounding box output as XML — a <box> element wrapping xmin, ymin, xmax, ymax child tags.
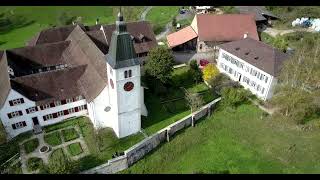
<box><xmin>106</xmin><ymin>8</ymin><xmax>139</xmax><ymax>69</ymax></box>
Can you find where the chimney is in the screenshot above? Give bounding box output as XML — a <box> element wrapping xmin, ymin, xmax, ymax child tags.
<box><xmin>243</xmin><ymin>32</ymin><xmax>248</xmax><ymax>39</ymax></box>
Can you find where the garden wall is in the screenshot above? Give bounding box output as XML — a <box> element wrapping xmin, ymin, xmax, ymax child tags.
<box><xmin>81</xmin><ymin>97</ymin><xmax>221</xmax><ymax>174</ymax></box>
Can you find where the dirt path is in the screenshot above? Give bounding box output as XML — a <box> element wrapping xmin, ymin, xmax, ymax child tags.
<box><xmin>263</xmin><ymin>27</ymin><xmax>316</xmax><ymax>37</ymax></box>
<box><xmin>140</xmin><ymin>6</ymin><xmax>153</xmax><ymax>21</ymax></box>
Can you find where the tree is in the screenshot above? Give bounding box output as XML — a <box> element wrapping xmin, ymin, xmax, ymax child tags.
<box><xmin>221</xmin><ymin>87</ymin><xmax>250</xmax><ymax>108</ymax></box>
<box><xmin>271</xmin><ymin>38</ymin><xmax>320</xmax><ymax>124</ymax></box>
<box><xmin>189</xmin><ymin>60</ymin><xmax>203</xmax><ymax>84</ymax></box>
<box><xmin>172</xmin><ymin>17</ymin><xmax>177</xmax><ymax>29</ymax></box>
<box><xmin>185</xmin><ymin>91</ymin><xmax>204</xmax><ymax>113</ymax></box>
<box><xmin>202</xmin><ymin>64</ymin><xmax>219</xmax><ymax>82</ymax></box>
<box><xmin>145</xmin><ymin>46</ymin><xmax>175</xmax><ymax>85</ymax></box>
<box><xmin>47</xmin><ymin>149</ymin><xmax>79</xmax><ymax>174</ymax></box>
<box><xmin>57</xmin><ymin>11</ymin><xmax>76</xmax><ymax>26</ymax></box>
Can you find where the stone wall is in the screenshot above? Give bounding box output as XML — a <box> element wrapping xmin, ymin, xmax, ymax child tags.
<box><xmin>81</xmin><ymin>97</ymin><xmax>221</xmax><ymax>174</ymax></box>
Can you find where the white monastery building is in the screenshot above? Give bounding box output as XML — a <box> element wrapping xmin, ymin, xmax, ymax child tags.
<box><xmin>0</xmin><ymin>13</ymin><xmax>151</xmax><ymax>140</ymax></box>
<box><xmin>217</xmin><ymin>37</ymin><xmax>290</xmax><ymax>101</ymax></box>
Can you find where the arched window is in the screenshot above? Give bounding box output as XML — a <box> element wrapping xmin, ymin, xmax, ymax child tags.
<box><xmin>129</xmin><ymin>70</ymin><xmax>132</xmax><ymax>77</ymax></box>
<box><xmin>124</xmin><ymin>71</ymin><xmax>128</xmax><ymax>78</ymax></box>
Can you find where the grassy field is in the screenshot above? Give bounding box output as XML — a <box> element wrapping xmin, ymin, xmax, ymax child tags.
<box><xmin>0</xmin><ymin>6</ymin><xmax>144</xmax><ymax>50</ymax></box>
<box><xmin>62</xmin><ymin>128</ymin><xmax>79</xmax><ymax>142</ymax></box>
<box><xmin>146</xmin><ymin>6</ymin><xmax>180</xmax><ymax>35</ymax></box>
<box><xmin>123</xmin><ymin>103</ymin><xmax>320</xmax><ymax>174</ymax></box>
<box><xmin>68</xmin><ymin>143</ymin><xmax>83</xmax><ymax>156</ymax></box>
<box><xmin>142</xmin><ymin>66</ymin><xmax>216</xmax><ymax>135</ymax></box>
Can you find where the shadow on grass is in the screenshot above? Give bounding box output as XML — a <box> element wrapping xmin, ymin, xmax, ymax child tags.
<box><xmin>0</xmin><ymin>13</ymin><xmax>36</xmax><ymax>35</ymax></box>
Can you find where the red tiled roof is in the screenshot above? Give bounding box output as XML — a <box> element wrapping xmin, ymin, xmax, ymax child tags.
<box><xmin>196</xmin><ymin>14</ymin><xmax>259</xmax><ymax>42</ymax></box>
<box><xmin>167</xmin><ymin>26</ymin><xmax>198</xmax><ymax>48</ymax></box>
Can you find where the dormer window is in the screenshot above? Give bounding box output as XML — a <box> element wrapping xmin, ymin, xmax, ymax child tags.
<box><xmin>254</xmin><ymin>56</ymin><xmax>259</xmax><ymax>60</ymax></box>
<box><xmin>235</xmin><ymin>47</ymin><xmax>240</xmax><ymax>51</ymax></box>
<box><xmin>245</xmin><ymin>52</ymin><xmax>250</xmax><ymax>55</ymax></box>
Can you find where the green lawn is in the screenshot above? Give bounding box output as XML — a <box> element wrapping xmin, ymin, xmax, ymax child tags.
<box><xmin>62</xmin><ymin>128</ymin><xmax>79</xmax><ymax>142</ymax></box>
<box><xmin>0</xmin><ymin>6</ymin><xmax>144</xmax><ymax>50</ymax></box>
<box><xmin>44</xmin><ymin>131</ymin><xmax>62</xmax><ymax>147</ymax></box>
<box><xmin>0</xmin><ymin>121</ymin><xmax>6</xmax><ymax>144</ymax></box>
<box><xmin>68</xmin><ymin>143</ymin><xmax>83</xmax><ymax>156</ymax></box>
<box><xmin>23</xmin><ymin>138</ymin><xmax>39</xmax><ymax>154</ymax></box>
<box><xmin>146</xmin><ymin>6</ymin><xmax>180</xmax><ymax>35</ymax></box>
<box><xmin>142</xmin><ymin>66</ymin><xmax>217</xmax><ymax>135</ymax></box>
<box><xmin>26</xmin><ymin>157</ymin><xmax>44</xmax><ymax>172</ymax></box>
<box><xmin>123</xmin><ymin>103</ymin><xmax>320</xmax><ymax>173</ymax></box>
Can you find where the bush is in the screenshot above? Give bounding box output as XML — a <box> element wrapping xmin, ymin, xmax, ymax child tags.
<box><xmin>44</xmin><ymin>132</ymin><xmax>62</xmax><ymax>147</ymax></box>
<box><xmin>57</xmin><ymin>11</ymin><xmax>76</xmax><ymax>26</ymax></box>
<box><xmin>62</xmin><ymin>128</ymin><xmax>79</xmax><ymax>142</ymax></box>
<box><xmin>26</xmin><ymin>157</ymin><xmax>44</xmax><ymax>172</ymax></box>
<box><xmin>189</xmin><ymin>60</ymin><xmax>203</xmax><ymax>84</ymax></box>
<box><xmin>47</xmin><ymin>148</ymin><xmax>79</xmax><ymax>174</ymax></box>
<box><xmin>221</xmin><ymin>87</ymin><xmax>251</xmax><ymax>107</ymax></box>
<box><xmin>202</xmin><ymin>64</ymin><xmax>219</xmax><ymax>82</ymax></box>
<box><xmin>23</xmin><ymin>138</ymin><xmax>39</xmax><ymax>154</ymax></box>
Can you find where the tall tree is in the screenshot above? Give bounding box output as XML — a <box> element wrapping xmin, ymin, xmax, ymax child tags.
<box><xmin>145</xmin><ymin>46</ymin><xmax>175</xmax><ymax>84</ymax></box>
<box><xmin>189</xmin><ymin>60</ymin><xmax>203</xmax><ymax>84</ymax></box>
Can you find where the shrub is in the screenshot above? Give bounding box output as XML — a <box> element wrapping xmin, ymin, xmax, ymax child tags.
<box><xmin>23</xmin><ymin>138</ymin><xmax>39</xmax><ymax>154</ymax></box>
<box><xmin>221</xmin><ymin>87</ymin><xmax>251</xmax><ymax>107</ymax></box>
<box><xmin>57</xmin><ymin>11</ymin><xmax>76</xmax><ymax>26</ymax></box>
<box><xmin>189</xmin><ymin>60</ymin><xmax>203</xmax><ymax>84</ymax></box>
<box><xmin>44</xmin><ymin>132</ymin><xmax>62</xmax><ymax>147</ymax></box>
<box><xmin>62</xmin><ymin>128</ymin><xmax>79</xmax><ymax>142</ymax></box>
<box><xmin>27</xmin><ymin>157</ymin><xmax>44</xmax><ymax>172</ymax></box>
<box><xmin>202</xmin><ymin>64</ymin><xmax>219</xmax><ymax>82</ymax></box>
<box><xmin>47</xmin><ymin>148</ymin><xmax>79</xmax><ymax>174</ymax></box>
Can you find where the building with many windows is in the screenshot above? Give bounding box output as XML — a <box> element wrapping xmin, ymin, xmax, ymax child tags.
<box><xmin>216</xmin><ymin>37</ymin><xmax>290</xmax><ymax>101</ymax></box>
<box><xmin>0</xmin><ymin>13</ymin><xmax>148</xmax><ymax>140</ymax></box>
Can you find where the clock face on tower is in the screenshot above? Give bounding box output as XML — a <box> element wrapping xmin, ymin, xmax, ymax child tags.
<box><xmin>124</xmin><ymin>82</ymin><xmax>134</xmax><ymax>91</ymax></box>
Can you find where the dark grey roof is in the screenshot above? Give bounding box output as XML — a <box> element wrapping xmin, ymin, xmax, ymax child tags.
<box><xmin>218</xmin><ymin>37</ymin><xmax>290</xmax><ymax>76</ymax></box>
<box><xmin>106</xmin><ymin>13</ymin><xmax>140</xmax><ymax>69</ymax></box>
<box><xmin>235</xmin><ymin>6</ymin><xmax>278</xmax><ymax>21</ymax></box>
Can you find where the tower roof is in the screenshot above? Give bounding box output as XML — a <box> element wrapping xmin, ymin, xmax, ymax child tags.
<box><xmin>106</xmin><ymin>11</ymin><xmax>140</xmax><ymax>69</ymax></box>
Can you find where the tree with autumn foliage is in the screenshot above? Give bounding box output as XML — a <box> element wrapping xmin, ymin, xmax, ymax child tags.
<box><xmin>202</xmin><ymin>64</ymin><xmax>219</xmax><ymax>82</ymax></box>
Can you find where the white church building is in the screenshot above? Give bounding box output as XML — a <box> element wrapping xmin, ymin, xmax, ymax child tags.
<box><xmin>0</xmin><ymin>13</ymin><xmax>148</xmax><ymax>140</ymax></box>
<box><xmin>216</xmin><ymin>37</ymin><xmax>290</xmax><ymax>101</ymax></box>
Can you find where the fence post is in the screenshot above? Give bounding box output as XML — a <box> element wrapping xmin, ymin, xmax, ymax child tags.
<box><xmin>166</xmin><ymin>129</ymin><xmax>170</xmax><ymax>142</ymax></box>
<box><xmin>207</xmin><ymin>106</ymin><xmax>211</xmax><ymax>117</ymax></box>
<box><xmin>191</xmin><ymin>115</ymin><xmax>195</xmax><ymax>127</ymax></box>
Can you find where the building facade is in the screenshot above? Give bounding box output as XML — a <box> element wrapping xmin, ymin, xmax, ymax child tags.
<box><xmin>217</xmin><ymin>38</ymin><xmax>289</xmax><ymax>101</ymax></box>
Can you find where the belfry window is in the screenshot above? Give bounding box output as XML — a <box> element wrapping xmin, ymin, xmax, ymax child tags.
<box><xmin>129</xmin><ymin>70</ymin><xmax>132</xmax><ymax>77</ymax></box>
<box><xmin>124</xmin><ymin>71</ymin><xmax>128</xmax><ymax>78</ymax></box>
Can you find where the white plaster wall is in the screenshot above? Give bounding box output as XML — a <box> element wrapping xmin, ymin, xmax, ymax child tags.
<box><xmin>119</xmin><ymin>109</ymin><xmax>141</xmax><ymax>138</ymax></box>
<box><xmin>217</xmin><ymin>49</ymin><xmax>275</xmax><ymax>101</ymax></box>
<box><xmin>190</xmin><ymin>15</ymin><xmax>198</xmax><ymax>34</ymax></box>
<box><xmin>0</xmin><ymin>89</ymin><xmax>88</xmax><ymax>139</ymax></box>
<box><xmin>140</xmin><ymin>87</ymin><xmax>147</xmax><ymax>116</ymax></box>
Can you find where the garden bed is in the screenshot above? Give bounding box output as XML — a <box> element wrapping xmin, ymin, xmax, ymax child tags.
<box><xmin>62</xmin><ymin>128</ymin><xmax>79</xmax><ymax>142</ymax></box>
<box><xmin>23</xmin><ymin>138</ymin><xmax>39</xmax><ymax>154</ymax></box>
<box><xmin>26</xmin><ymin>157</ymin><xmax>44</xmax><ymax>172</ymax></box>
<box><xmin>68</xmin><ymin>143</ymin><xmax>83</xmax><ymax>156</ymax></box>
<box><xmin>44</xmin><ymin>131</ymin><xmax>62</xmax><ymax>146</ymax></box>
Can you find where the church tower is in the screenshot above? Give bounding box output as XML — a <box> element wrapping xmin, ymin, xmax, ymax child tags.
<box><xmin>106</xmin><ymin>12</ymin><xmax>142</xmax><ymax>138</ymax></box>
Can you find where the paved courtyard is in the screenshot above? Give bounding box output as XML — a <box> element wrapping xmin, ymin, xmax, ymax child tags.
<box><xmin>19</xmin><ymin>125</ymin><xmax>90</xmax><ymax>174</ymax></box>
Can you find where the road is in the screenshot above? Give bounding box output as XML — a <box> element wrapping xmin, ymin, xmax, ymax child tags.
<box><xmin>140</xmin><ymin>6</ymin><xmax>153</xmax><ymax>21</ymax></box>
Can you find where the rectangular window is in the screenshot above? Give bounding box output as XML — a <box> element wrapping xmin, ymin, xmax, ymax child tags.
<box><xmin>54</xmin><ymin>101</ymin><xmax>61</xmax><ymax>106</ymax></box>
<box><xmin>265</xmin><ymin>77</ymin><xmax>269</xmax><ymax>83</ymax></box>
<box><xmin>9</xmin><ymin>98</ymin><xmax>24</xmax><ymax>106</ymax></box>
<box><xmin>12</xmin><ymin>121</ymin><xmax>27</xmax><ymax>130</ymax></box>
<box><xmin>43</xmin><ymin>114</ymin><xmax>54</xmax><ymax>121</ymax></box>
<box><xmin>66</xmin><ymin>99</ymin><xmax>73</xmax><ymax>104</ymax></box>
<box><xmin>261</xmin><ymin>88</ymin><xmax>265</xmax><ymax>94</ymax></box>
<box><xmin>57</xmin><ymin>111</ymin><xmax>64</xmax><ymax>117</ymax></box>
<box><xmin>41</xmin><ymin>104</ymin><xmax>50</xmax><ymax>110</ymax></box>
<box><xmin>61</xmin><ymin>100</ymin><xmax>67</xmax><ymax>105</ymax></box>
<box><xmin>129</xmin><ymin>70</ymin><xmax>132</xmax><ymax>77</ymax></box>
<box><xmin>124</xmin><ymin>71</ymin><xmax>128</xmax><ymax>78</ymax></box>
<box><xmin>26</xmin><ymin>107</ymin><xmax>38</xmax><ymax>114</ymax></box>
<box><xmin>68</xmin><ymin>108</ymin><xmax>75</xmax><ymax>114</ymax></box>
<box><xmin>7</xmin><ymin>111</ymin><xmax>23</xmax><ymax>119</ymax></box>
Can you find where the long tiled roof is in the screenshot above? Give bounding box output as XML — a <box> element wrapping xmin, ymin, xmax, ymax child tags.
<box><xmin>218</xmin><ymin>37</ymin><xmax>290</xmax><ymax>76</ymax></box>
